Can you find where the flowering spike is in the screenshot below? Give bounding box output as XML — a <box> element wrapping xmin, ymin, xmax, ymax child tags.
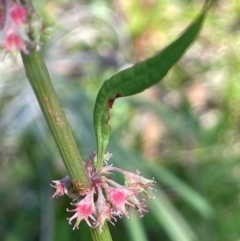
<box><xmin>51</xmin><ymin>152</ymin><xmax>156</xmax><ymax>230</ymax></box>
<box><xmin>0</xmin><ymin>0</ymin><xmax>45</xmax><ymax>58</ymax></box>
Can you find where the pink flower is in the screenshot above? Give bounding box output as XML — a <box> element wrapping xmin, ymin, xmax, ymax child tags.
<box><xmin>10</xmin><ymin>3</ymin><xmax>27</xmax><ymax>26</ymax></box>
<box><xmin>122</xmin><ymin>170</ymin><xmax>156</xmax><ymax>195</ymax></box>
<box><xmin>94</xmin><ymin>185</ymin><xmax>116</xmax><ymax>233</ymax></box>
<box><xmin>3</xmin><ymin>31</ymin><xmax>27</xmax><ymax>53</ymax></box>
<box><xmin>0</xmin><ymin>1</ymin><xmax>43</xmax><ymax>56</ymax></box>
<box><xmin>104</xmin><ymin>185</ymin><xmax>135</xmax><ymax>218</ymax></box>
<box><xmin>50</xmin><ymin>176</ymin><xmax>71</xmax><ymax>198</ymax></box>
<box><xmin>51</xmin><ymin>152</ymin><xmax>156</xmax><ymax>231</ymax></box>
<box><xmin>67</xmin><ymin>188</ymin><xmax>96</xmax><ymax>230</ymax></box>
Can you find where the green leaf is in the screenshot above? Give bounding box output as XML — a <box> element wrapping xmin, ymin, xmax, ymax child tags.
<box><xmin>94</xmin><ymin>1</ymin><xmax>212</xmax><ymax>168</ymax></box>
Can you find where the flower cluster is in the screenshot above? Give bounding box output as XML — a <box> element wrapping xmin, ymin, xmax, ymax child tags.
<box><xmin>0</xmin><ymin>1</ymin><xmax>28</xmax><ymax>57</ymax></box>
<box><xmin>0</xmin><ymin>0</ymin><xmax>43</xmax><ymax>58</ymax></box>
<box><xmin>51</xmin><ymin>152</ymin><xmax>156</xmax><ymax>232</ymax></box>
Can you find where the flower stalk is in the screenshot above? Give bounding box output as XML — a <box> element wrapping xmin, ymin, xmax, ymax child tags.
<box><xmin>4</xmin><ymin>1</ymin><xmax>156</xmax><ymax>240</ymax></box>
<box><xmin>17</xmin><ymin>1</ymin><xmax>115</xmax><ymax>239</ymax></box>
<box><xmin>21</xmin><ymin>50</ymin><xmax>91</xmax><ymax>186</ymax></box>
<box><xmin>12</xmin><ymin>0</ymin><xmax>114</xmax><ymax>240</ymax></box>
<box><xmin>21</xmin><ymin>42</ymin><xmax>113</xmax><ymax>241</ymax></box>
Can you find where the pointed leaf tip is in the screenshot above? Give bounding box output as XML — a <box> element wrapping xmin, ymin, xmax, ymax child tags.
<box><xmin>94</xmin><ymin>2</ymin><xmax>212</xmax><ymax>167</ymax></box>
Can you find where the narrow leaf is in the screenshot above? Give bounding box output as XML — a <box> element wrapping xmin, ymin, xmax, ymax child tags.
<box><xmin>94</xmin><ymin>2</ymin><xmax>212</xmax><ymax>167</ymax></box>
<box><xmin>123</xmin><ymin>211</ymin><xmax>148</xmax><ymax>241</ymax></box>
<box><xmin>148</xmin><ymin>165</ymin><xmax>213</xmax><ymax>218</ymax></box>
<box><xmin>149</xmin><ymin>189</ymin><xmax>197</xmax><ymax>241</ymax></box>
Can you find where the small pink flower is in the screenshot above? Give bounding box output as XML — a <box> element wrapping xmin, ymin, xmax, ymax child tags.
<box><xmin>104</xmin><ymin>185</ymin><xmax>134</xmax><ymax>218</ymax></box>
<box><xmin>67</xmin><ymin>188</ymin><xmax>96</xmax><ymax>230</ymax></box>
<box><xmin>10</xmin><ymin>3</ymin><xmax>27</xmax><ymax>26</ymax></box>
<box><xmin>95</xmin><ymin>185</ymin><xmax>116</xmax><ymax>233</ymax></box>
<box><xmin>3</xmin><ymin>31</ymin><xmax>27</xmax><ymax>53</ymax></box>
<box><xmin>50</xmin><ymin>176</ymin><xmax>70</xmax><ymax>198</ymax></box>
<box><xmin>122</xmin><ymin>170</ymin><xmax>156</xmax><ymax>194</ymax></box>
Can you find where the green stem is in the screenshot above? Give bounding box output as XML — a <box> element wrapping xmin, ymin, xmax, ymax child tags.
<box><xmin>21</xmin><ymin>50</ymin><xmax>91</xmax><ymax>186</ymax></box>
<box><xmin>21</xmin><ymin>49</ymin><xmax>113</xmax><ymax>241</ymax></box>
<box><xmin>91</xmin><ymin>223</ymin><xmax>113</xmax><ymax>241</ymax></box>
<box><xmin>21</xmin><ymin>1</ymin><xmax>112</xmax><ymax>240</ymax></box>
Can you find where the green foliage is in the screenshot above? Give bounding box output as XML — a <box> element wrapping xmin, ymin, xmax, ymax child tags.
<box><xmin>94</xmin><ymin>1</ymin><xmax>212</xmax><ymax>168</ymax></box>
<box><xmin>1</xmin><ymin>0</ymin><xmax>240</xmax><ymax>241</ymax></box>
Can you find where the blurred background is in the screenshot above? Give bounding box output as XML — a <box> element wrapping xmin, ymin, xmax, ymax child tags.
<box><xmin>1</xmin><ymin>0</ymin><xmax>240</xmax><ymax>240</ymax></box>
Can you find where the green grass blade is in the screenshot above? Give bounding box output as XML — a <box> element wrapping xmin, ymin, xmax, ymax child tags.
<box><xmin>148</xmin><ymin>165</ymin><xmax>213</xmax><ymax>218</ymax></box>
<box><xmin>111</xmin><ymin>141</ymin><xmax>213</xmax><ymax>218</ymax></box>
<box><xmin>124</xmin><ymin>101</ymin><xmax>213</xmax><ymax>217</ymax></box>
<box><xmin>94</xmin><ymin>2</ymin><xmax>212</xmax><ymax>168</ymax></box>
<box><xmin>150</xmin><ymin>189</ymin><xmax>197</xmax><ymax>241</ymax></box>
<box><xmin>124</xmin><ymin>211</ymin><xmax>148</xmax><ymax>241</ymax></box>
